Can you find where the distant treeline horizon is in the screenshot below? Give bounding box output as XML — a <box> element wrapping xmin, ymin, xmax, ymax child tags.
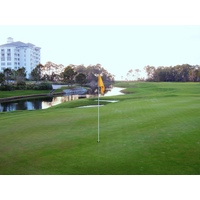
<box><xmin>144</xmin><ymin>64</ymin><xmax>200</xmax><ymax>82</ymax></box>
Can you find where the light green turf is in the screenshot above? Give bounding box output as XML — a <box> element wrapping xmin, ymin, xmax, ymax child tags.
<box><xmin>0</xmin><ymin>82</ymin><xmax>200</xmax><ymax>174</ymax></box>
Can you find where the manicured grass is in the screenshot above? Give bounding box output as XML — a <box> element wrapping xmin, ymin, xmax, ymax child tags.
<box><xmin>0</xmin><ymin>90</ymin><xmax>51</xmax><ymax>98</ymax></box>
<box><xmin>0</xmin><ymin>82</ymin><xmax>200</xmax><ymax>174</ymax></box>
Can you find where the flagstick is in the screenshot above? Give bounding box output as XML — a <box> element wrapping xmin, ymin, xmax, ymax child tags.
<box><xmin>97</xmin><ymin>86</ymin><xmax>100</xmax><ymax>143</ymax></box>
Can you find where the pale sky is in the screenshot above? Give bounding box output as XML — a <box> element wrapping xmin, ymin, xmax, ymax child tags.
<box><xmin>1</xmin><ymin>25</ymin><xmax>200</xmax><ymax>80</ymax></box>
<box><xmin>1</xmin><ymin>0</ymin><xmax>200</xmax><ymax>80</ymax></box>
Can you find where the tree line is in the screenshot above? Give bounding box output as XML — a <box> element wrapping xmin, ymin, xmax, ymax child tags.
<box><xmin>0</xmin><ymin>63</ymin><xmax>114</xmax><ymax>91</ymax></box>
<box><xmin>0</xmin><ymin>67</ymin><xmax>53</xmax><ymax>91</ymax></box>
<box><xmin>144</xmin><ymin>64</ymin><xmax>200</xmax><ymax>82</ymax></box>
<box><xmin>31</xmin><ymin>62</ymin><xmax>114</xmax><ymax>87</ymax></box>
<box><xmin>0</xmin><ymin>67</ymin><xmax>27</xmax><ymax>89</ymax></box>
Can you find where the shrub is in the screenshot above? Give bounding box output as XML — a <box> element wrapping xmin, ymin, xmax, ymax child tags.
<box><xmin>16</xmin><ymin>81</ymin><xmax>26</xmax><ymax>90</ymax></box>
<box><xmin>26</xmin><ymin>84</ymin><xmax>35</xmax><ymax>90</ymax></box>
<box><xmin>0</xmin><ymin>82</ymin><xmax>53</xmax><ymax>91</ymax></box>
<box><xmin>34</xmin><ymin>82</ymin><xmax>52</xmax><ymax>90</ymax></box>
<box><xmin>0</xmin><ymin>84</ymin><xmax>14</xmax><ymax>91</ymax></box>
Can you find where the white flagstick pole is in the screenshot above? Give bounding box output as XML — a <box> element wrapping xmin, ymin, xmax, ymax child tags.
<box><xmin>97</xmin><ymin>86</ymin><xmax>100</xmax><ymax>143</ymax></box>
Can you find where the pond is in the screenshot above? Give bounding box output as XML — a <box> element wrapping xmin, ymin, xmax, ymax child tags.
<box><xmin>0</xmin><ymin>87</ymin><xmax>124</xmax><ymax>112</ymax></box>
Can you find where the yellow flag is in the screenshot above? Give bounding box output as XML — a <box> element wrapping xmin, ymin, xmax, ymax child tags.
<box><xmin>98</xmin><ymin>75</ymin><xmax>105</xmax><ymax>95</ymax></box>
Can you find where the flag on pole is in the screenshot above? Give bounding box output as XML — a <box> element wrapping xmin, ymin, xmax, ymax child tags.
<box><xmin>98</xmin><ymin>75</ymin><xmax>105</xmax><ymax>95</ymax></box>
<box><xmin>97</xmin><ymin>75</ymin><xmax>105</xmax><ymax>143</ymax></box>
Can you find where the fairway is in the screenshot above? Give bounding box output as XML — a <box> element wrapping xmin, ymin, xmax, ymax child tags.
<box><xmin>0</xmin><ymin>82</ymin><xmax>200</xmax><ymax>174</ymax></box>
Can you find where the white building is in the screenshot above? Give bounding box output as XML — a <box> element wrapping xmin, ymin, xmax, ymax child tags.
<box><xmin>0</xmin><ymin>37</ymin><xmax>41</xmax><ymax>78</ymax></box>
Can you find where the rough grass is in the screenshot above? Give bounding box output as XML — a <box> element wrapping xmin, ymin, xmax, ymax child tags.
<box><xmin>0</xmin><ymin>82</ymin><xmax>200</xmax><ymax>174</ymax></box>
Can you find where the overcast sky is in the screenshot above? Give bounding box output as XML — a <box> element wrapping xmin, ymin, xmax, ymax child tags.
<box><xmin>1</xmin><ymin>0</ymin><xmax>200</xmax><ymax>80</ymax></box>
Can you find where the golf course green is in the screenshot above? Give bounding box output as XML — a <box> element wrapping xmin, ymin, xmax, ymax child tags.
<box><xmin>0</xmin><ymin>82</ymin><xmax>200</xmax><ymax>175</ymax></box>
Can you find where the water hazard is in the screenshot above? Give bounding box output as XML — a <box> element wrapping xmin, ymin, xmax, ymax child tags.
<box><xmin>0</xmin><ymin>87</ymin><xmax>124</xmax><ymax>112</ymax></box>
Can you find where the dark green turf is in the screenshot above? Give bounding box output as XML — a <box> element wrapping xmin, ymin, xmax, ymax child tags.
<box><xmin>0</xmin><ymin>82</ymin><xmax>200</xmax><ymax>174</ymax></box>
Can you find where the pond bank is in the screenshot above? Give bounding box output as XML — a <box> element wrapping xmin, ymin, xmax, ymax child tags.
<box><xmin>0</xmin><ymin>87</ymin><xmax>125</xmax><ymax>112</ymax></box>
<box><xmin>0</xmin><ymin>85</ymin><xmax>89</xmax><ymax>103</ymax></box>
<box><xmin>0</xmin><ymin>92</ymin><xmax>65</xmax><ymax>103</ymax></box>
<box><xmin>0</xmin><ymin>86</ymin><xmax>125</xmax><ymax>103</ymax></box>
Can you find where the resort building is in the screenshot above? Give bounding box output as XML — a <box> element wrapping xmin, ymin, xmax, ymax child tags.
<box><xmin>0</xmin><ymin>37</ymin><xmax>41</xmax><ymax>78</ymax></box>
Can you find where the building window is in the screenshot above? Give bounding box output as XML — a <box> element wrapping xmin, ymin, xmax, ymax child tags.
<box><xmin>7</xmin><ymin>57</ymin><xmax>11</xmax><ymax>61</ymax></box>
<box><xmin>7</xmin><ymin>62</ymin><xmax>12</xmax><ymax>65</ymax></box>
<box><xmin>1</xmin><ymin>62</ymin><xmax>5</xmax><ymax>66</ymax></box>
<box><xmin>1</xmin><ymin>57</ymin><xmax>5</xmax><ymax>61</ymax></box>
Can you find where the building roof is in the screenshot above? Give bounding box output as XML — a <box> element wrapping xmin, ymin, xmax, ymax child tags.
<box><xmin>0</xmin><ymin>41</ymin><xmax>41</xmax><ymax>49</ymax></box>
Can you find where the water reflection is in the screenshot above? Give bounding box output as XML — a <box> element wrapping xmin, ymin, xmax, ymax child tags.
<box><xmin>0</xmin><ymin>87</ymin><xmax>124</xmax><ymax>112</ymax></box>
<box><xmin>0</xmin><ymin>95</ymin><xmax>96</xmax><ymax>112</ymax></box>
<box><xmin>42</xmin><ymin>95</ymin><xmax>91</xmax><ymax>109</ymax></box>
<box><xmin>104</xmin><ymin>87</ymin><xmax>125</xmax><ymax>97</ymax></box>
<box><xmin>0</xmin><ymin>98</ymin><xmax>43</xmax><ymax>112</ymax></box>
